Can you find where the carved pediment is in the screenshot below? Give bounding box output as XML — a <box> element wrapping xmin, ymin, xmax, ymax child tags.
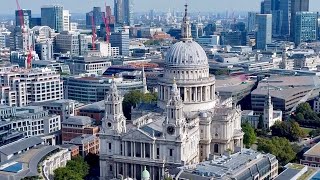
<box><xmin>122</xmin><ymin>129</ymin><xmax>155</xmax><ymax>141</ymax></box>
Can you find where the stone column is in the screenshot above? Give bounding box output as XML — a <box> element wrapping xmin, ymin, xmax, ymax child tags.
<box><xmin>200</xmin><ymin>86</ymin><xmax>203</xmax><ymax>101</ymax></box>
<box><xmin>133</xmin><ymin>142</ymin><xmax>136</xmax><ymax>157</ymax></box>
<box><xmin>195</xmin><ymin>87</ymin><xmax>198</xmax><ymax>102</ymax></box>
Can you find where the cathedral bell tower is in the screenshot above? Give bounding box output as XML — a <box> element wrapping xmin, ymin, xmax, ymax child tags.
<box><xmin>264</xmin><ymin>85</ymin><xmax>274</xmax><ymax>129</ymax></box>
<box><xmin>102</xmin><ymin>76</ymin><xmax>126</xmax><ymax>134</ymax></box>
<box><xmin>163</xmin><ymin>78</ymin><xmax>186</xmax><ymax>138</ymax></box>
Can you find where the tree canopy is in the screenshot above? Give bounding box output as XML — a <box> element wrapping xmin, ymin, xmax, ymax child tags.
<box><xmin>122</xmin><ymin>90</ymin><xmax>157</xmax><ymax>119</ymax></box>
<box><xmin>271</xmin><ymin>120</ymin><xmax>306</xmax><ymax>141</ymax></box>
<box><xmin>54</xmin><ymin>156</ymin><xmax>89</xmax><ymax>180</ymax></box>
<box><xmin>242</xmin><ymin>123</ymin><xmax>257</xmax><ymax>148</ymax></box>
<box><xmin>292</xmin><ymin>103</ymin><xmax>320</xmax><ymax>128</ymax></box>
<box><xmin>257</xmin><ymin>137</ymin><xmax>296</xmax><ymax>165</ymax></box>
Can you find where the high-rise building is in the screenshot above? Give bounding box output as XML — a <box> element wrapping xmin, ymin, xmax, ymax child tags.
<box><xmin>110</xmin><ymin>29</ymin><xmax>130</xmax><ymax>56</ymax></box>
<box><xmin>63</xmin><ymin>10</ymin><xmax>70</xmax><ymax>31</ymax></box>
<box><xmin>86</xmin><ymin>7</ymin><xmax>105</xmax><ymax>29</ymax></box>
<box><xmin>114</xmin><ymin>0</ymin><xmax>133</xmax><ymax>26</ymax></box>
<box><xmin>261</xmin><ymin>0</ymin><xmax>272</xmax><ymax>14</ymax></box>
<box><xmin>54</xmin><ymin>31</ymin><xmax>88</xmax><ymax>56</ymax></box>
<box><xmin>279</xmin><ymin>0</ymin><xmax>291</xmax><ymax>37</ymax></box>
<box><xmin>41</xmin><ymin>5</ymin><xmax>64</xmax><ymax>33</ymax></box>
<box><xmin>294</xmin><ymin>11</ymin><xmax>318</xmax><ymax>45</ymax></box>
<box><xmin>247</xmin><ymin>12</ymin><xmax>258</xmax><ymax>32</ymax></box>
<box><xmin>256</xmin><ymin>14</ymin><xmax>272</xmax><ymax>50</ymax></box>
<box><xmin>15</xmin><ymin>9</ymin><xmax>31</xmax><ymax>28</ymax></box>
<box><xmin>291</xmin><ymin>0</ymin><xmax>309</xmax><ymax>39</ymax></box>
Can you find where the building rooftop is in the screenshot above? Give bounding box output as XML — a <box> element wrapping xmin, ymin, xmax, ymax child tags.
<box><xmin>67</xmin><ymin>134</ymin><xmax>97</xmax><ymax>145</ymax></box>
<box><xmin>62</xmin><ymin>116</ymin><xmax>93</xmax><ymax>126</ymax></box>
<box><xmin>0</xmin><ymin>137</ymin><xmax>43</xmax><ymax>156</ymax></box>
<box><xmin>79</xmin><ymin>101</ymin><xmax>105</xmax><ymax>112</ymax></box>
<box><xmin>0</xmin><ymin>145</ymin><xmax>60</xmax><ymax>179</ymax></box>
<box><xmin>174</xmin><ymin>149</ymin><xmax>277</xmax><ymax>179</ymax></box>
<box><xmin>304</xmin><ymin>142</ymin><xmax>320</xmax><ymax>157</ymax></box>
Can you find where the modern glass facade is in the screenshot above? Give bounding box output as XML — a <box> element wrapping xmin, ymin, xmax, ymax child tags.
<box><xmin>41</xmin><ymin>5</ymin><xmax>63</xmax><ymax>33</ymax></box>
<box><xmin>256</xmin><ymin>14</ymin><xmax>272</xmax><ymax>50</ymax></box>
<box><xmin>294</xmin><ymin>11</ymin><xmax>318</xmax><ymax>45</ymax></box>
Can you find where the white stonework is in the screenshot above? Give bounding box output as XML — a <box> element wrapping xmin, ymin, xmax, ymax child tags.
<box><xmin>99</xmin><ymin>4</ymin><xmax>244</xmax><ymax>180</ymax></box>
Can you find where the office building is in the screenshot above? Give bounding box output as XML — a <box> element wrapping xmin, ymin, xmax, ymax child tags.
<box><xmin>35</xmin><ymin>40</ymin><xmax>54</xmax><ymax>60</ymax></box>
<box><xmin>30</xmin><ymin>17</ymin><xmax>41</xmax><ymax>28</ymax></box>
<box><xmin>169</xmin><ymin>149</ymin><xmax>278</xmax><ymax>180</ymax></box>
<box><xmin>99</xmin><ymin>5</ymin><xmax>243</xmax><ymax>179</ymax></box>
<box><xmin>63</xmin><ymin>74</ymin><xmax>144</xmax><ymax>103</ymax></box>
<box><xmin>86</xmin><ymin>7</ymin><xmax>105</xmax><ymax>29</ymax></box>
<box><xmin>300</xmin><ymin>141</ymin><xmax>320</xmax><ymax>167</ymax></box>
<box><xmin>0</xmin><ymin>66</ymin><xmax>63</xmax><ymax>107</ymax></box>
<box><xmin>63</xmin><ymin>56</ymin><xmax>112</xmax><ymax>75</ymax></box>
<box><xmin>251</xmin><ymin>76</ymin><xmax>320</xmax><ymax>115</ymax></box>
<box><xmin>278</xmin><ymin>0</ymin><xmax>291</xmax><ymax>37</ymax></box>
<box><xmin>294</xmin><ymin>12</ymin><xmax>318</xmax><ymax>45</ymax></box>
<box><xmin>64</xmin><ymin>134</ymin><xmax>99</xmax><ymax>157</ymax></box>
<box><xmin>114</xmin><ymin>0</ymin><xmax>133</xmax><ymax>26</ymax></box>
<box><xmin>256</xmin><ymin>14</ymin><xmax>272</xmax><ymax>50</ymax></box>
<box><xmin>63</xmin><ymin>10</ymin><xmax>70</xmax><ymax>31</ymax></box>
<box><xmin>195</xmin><ymin>35</ymin><xmax>220</xmax><ymax>46</ymax></box>
<box><xmin>41</xmin><ymin>5</ymin><xmax>64</xmax><ymax>33</ymax></box>
<box><xmin>32</xmin><ymin>26</ymin><xmax>55</xmax><ymax>43</ymax></box>
<box><xmin>291</xmin><ymin>0</ymin><xmax>309</xmax><ymax>40</ymax></box>
<box><xmin>31</xmin><ymin>99</ymin><xmax>78</xmax><ymax>121</ymax></box>
<box><xmin>10</xmin><ymin>51</ymin><xmax>40</xmax><ymax>68</ymax></box>
<box><xmin>15</xmin><ymin>9</ymin><xmax>31</xmax><ymax>28</ymax></box>
<box><xmin>61</xmin><ymin>116</ymin><xmax>98</xmax><ymax>142</ymax></box>
<box><xmin>261</xmin><ymin>0</ymin><xmax>272</xmax><ymax>14</ymax></box>
<box><xmin>247</xmin><ymin>12</ymin><xmax>257</xmax><ymax>32</ymax></box>
<box><xmin>54</xmin><ymin>31</ymin><xmax>88</xmax><ymax>56</ymax></box>
<box><xmin>110</xmin><ymin>30</ymin><xmax>130</xmax><ymax>56</ymax></box>
<box><xmin>220</xmin><ymin>31</ymin><xmax>247</xmax><ymax>46</ymax></box>
<box><xmin>11</xmin><ymin>26</ymin><xmax>34</xmax><ymax>52</ymax></box>
<box><xmin>0</xmin><ymin>140</ymin><xmax>70</xmax><ymax>180</ymax></box>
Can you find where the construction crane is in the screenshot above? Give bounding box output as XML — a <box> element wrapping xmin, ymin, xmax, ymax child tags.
<box><xmin>16</xmin><ymin>0</ymin><xmax>33</xmax><ymax>69</ymax></box>
<box><xmin>91</xmin><ymin>13</ymin><xmax>96</xmax><ymax>50</ymax></box>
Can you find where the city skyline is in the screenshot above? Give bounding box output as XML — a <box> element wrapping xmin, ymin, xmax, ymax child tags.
<box><xmin>0</xmin><ymin>0</ymin><xmax>319</xmax><ymax>15</ymax></box>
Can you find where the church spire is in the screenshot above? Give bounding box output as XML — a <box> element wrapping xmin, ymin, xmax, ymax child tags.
<box><xmin>142</xmin><ymin>65</ymin><xmax>148</xmax><ymax>94</ymax></box>
<box><xmin>181</xmin><ymin>3</ymin><xmax>192</xmax><ymax>40</ymax></box>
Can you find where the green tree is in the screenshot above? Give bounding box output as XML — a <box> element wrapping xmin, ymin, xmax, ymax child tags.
<box><xmin>54</xmin><ymin>167</ymin><xmax>82</xmax><ymax>180</ymax></box>
<box><xmin>54</xmin><ymin>156</ymin><xmax>89</xmax><ymax>180</ymax></box>
<box><xmin>271</xmin><ymin>120</ymin><xmax>306</xmax><ymax>141</ymax></box>
<box><xmin>242</xmin><ymin>123</ymin><xmax>257</xmax><ymax>148</ymax></box>
<box><xmin>66</xmin><ymin>156</ymin><xmax>89</xmax><ymax>178</ymax></box>
<box><xmin>257</xmin><ymin>137</ymin><xmax>296</xmax><ymax>165</ymax></box>
<box><xmin>257</xmin><ymin>115</ymin><xmax>264</xmax><ymax>129</ymax></box>
<box><xmin>122</xmin><ymin>90</ymin><xmax>157</xmax><ymax>120</ymax></box>
<box><xmin>309</xmin><ymin>128</ymin><xmax>320</xmax><ymax>137</ymax></box>
<box><xmin>21</xmin><ymin>176</ymin><xmax>40</xmax><ymax>180</ymax></box>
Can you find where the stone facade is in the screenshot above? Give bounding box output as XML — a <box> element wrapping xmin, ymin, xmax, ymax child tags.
<box><xmin>99</xmin><ymin>4</ymin><xmax>244</xmax><ymax>180</ymax></box>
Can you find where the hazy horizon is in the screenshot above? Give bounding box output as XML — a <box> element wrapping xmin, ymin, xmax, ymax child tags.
<box><xmin>0</xmin><ymin>0</ymin><xmax>319</xmax><ymax>15</ymax></box>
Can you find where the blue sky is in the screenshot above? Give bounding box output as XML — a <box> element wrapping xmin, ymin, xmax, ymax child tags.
<box><xmin>0</xmin><ymin>0</ymin><xmax>319</xmax><ymax>14</ymax></box>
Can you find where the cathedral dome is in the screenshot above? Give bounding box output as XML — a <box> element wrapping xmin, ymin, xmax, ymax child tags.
<box><xmin>165</xmin><ymin>40</ymin><xmax>208</xmax><ymax>67</ymax></box>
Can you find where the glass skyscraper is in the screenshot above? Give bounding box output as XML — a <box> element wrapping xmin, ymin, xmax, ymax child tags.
<box><xmin>294</xmin><ymin>11</ymin><xmax>317</xmax><ymax>45</ymax></box>
<box><xmin>256</xmin><ymin>14</ymin><xmax>272</xmax><ymax>50</ymax></box>
<box><xmin>291</xmin><ymin>0</ymin><xmax>310</xmax><ymax>40</ymax></box>
<box><xmin>41</xmin><ymin>5</ymin><xmax>63</xmax><ymax>33</ymax></box>
<box><xmin>114</xmin><ymin>0</ymin><xmax>133</xmax><ymax>26</ymax></box>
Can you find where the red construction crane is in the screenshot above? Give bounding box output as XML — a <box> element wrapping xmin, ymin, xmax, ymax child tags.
<box><xmin>91</xmin><ymin>13</ymin><xmax>96</xmax><ymax>50</ymax></box>
<box><xmin>27</xmin><ymin>46</ymin><xmax>33</xmax><ymax>69</ymax></box>
<box><xmin>16</xmin><ymin>0</ymin><xmax>33</xmax><ymax>69</ymax></box>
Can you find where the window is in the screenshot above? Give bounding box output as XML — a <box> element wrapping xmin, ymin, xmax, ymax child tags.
<box><xmin>109</xmin><ymin>165</ymin><xmax>113</xmax><ymax>171</ymax></box>
<box><xmin>169</xmin><ymin>149</ymin><xmax>173</xmax><ymax>156</ymax></box>
<box><xmin>109</xmin><ymin>143</ymin><xmax>112</xmax><ymax>150</ymax></box>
